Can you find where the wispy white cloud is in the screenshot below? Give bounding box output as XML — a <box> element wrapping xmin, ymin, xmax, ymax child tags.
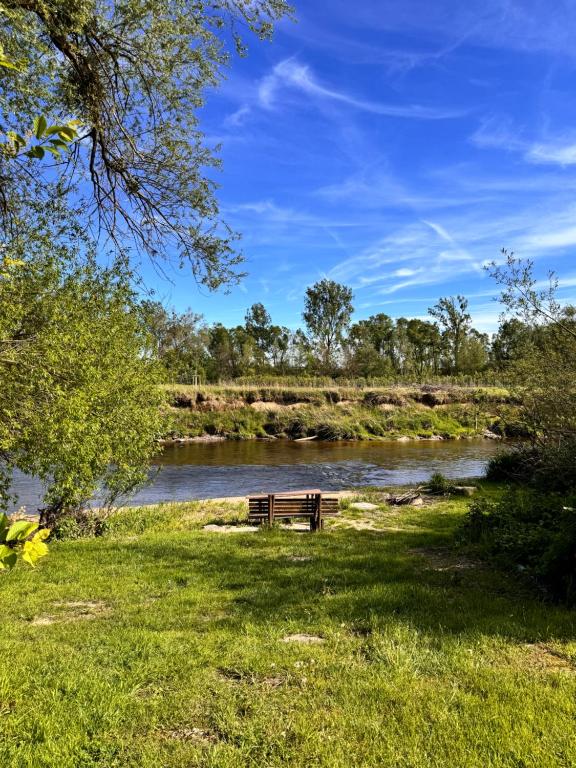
<box><xmin>325</xmin><ymin>0</ymin><xmax>576</xmax><ymax>59</ymax></box>
<box><xmin>469</xmin><ymin>117</ymin><xmax>526</xmax><ymax>153</ymax></box>
<box><xmin>223</xmin><ymin>199</ymin><xmax>373</xmax><ymax>231</ymax></box>
<box><xmin>522</xmin><ymin>225</ymin><xmax>576</xmax><ymax>250</ymax></box>
<box><xmin>315</xmin><ymin>171</ymin><xmax>493</xmax><ymax>210</ymax></box>
<box><xmin>471</xmin><ymin>118</ymin><xmax>576</xmax><ymax>168</ymax></box>
<box><xmin>257</xmin><ymin>58</ymin><xmax>466</xmax><ymax>119</ymax></box>
<box><xmin>223</xmin><ymin>105</ymin><xmax>251</xmax><ymax>128</ymax></box>
<box><xmin>328</xmin><ymin>220</ymin><xmax>483</xmax><ymax>294</ymax></box>
<box><xmin>526</xmin><ymin>142</ymin><xmax>576</xmax><ymax>166</ymax></box>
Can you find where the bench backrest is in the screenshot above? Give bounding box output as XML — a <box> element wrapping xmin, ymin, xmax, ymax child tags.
<box><xmin>248</xmin><ymin>493</ymin><xmax>339</xmax><ymax>519</ymax></box>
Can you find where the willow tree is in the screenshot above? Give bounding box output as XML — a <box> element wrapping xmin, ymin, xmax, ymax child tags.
<box><xmin>0</xmin><ymin>0</ymin><xmax>292</xmax><ymax>287</ymax></box>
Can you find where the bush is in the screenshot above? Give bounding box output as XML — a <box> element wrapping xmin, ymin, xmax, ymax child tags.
<box><xmin>427</xmin><ymin>472</ymin><xmax>454</xmax><ymax>495</ymax></box>
<box><xmin>485</xmin><ymin>449</ymin><xmax>532</xmax><ymax>482</ymax></box>
<box><xmin>462</xmin><ymin>488</ymin><xmax>576</xmax><ymax>602</ymax></box>
<box><xmin>486</xmin><ymin>441</ymin><xmax>576</xmax><ymax>493</ymax></box>
<box><xmin>51</xmin><ymin>509</ymin><xmax>109</xmax><ymax>540</ymax></box>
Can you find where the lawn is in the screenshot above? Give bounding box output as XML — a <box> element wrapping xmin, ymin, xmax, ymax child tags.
<box><xmin>1</xmin><ymin>490</ymin><xmax>575</xmax><ymax>767</ymax></box>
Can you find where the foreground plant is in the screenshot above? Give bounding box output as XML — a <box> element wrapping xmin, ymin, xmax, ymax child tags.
<box><xmin>0</xmin><ymin>513</ymin><xmax>49</xmax><ymax>569</ymax></box>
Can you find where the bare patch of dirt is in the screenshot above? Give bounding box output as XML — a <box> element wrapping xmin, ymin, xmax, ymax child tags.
<box><xmin>521</xmin><ymin>643</ymin><xmax>576</xmax><ymax>673</ymax></box>
<box><xmin>30</xmin><ymin>616</ymin><xmax>57</xmax><ymax>626</ymax></box>
<box><xmin>282</xmin><ymin>633</ymin><xmax>325</xmax><ymax>644</ymax></box>
<box><xmin>54</xmin><ymin>600</ymin><xmax>107</xmax><ymax>611</ymax></box>
<box><xmin>408</xmin><ymin>547</ymin><xmax>484</xmax><ymax>572</ymax></box>
<box><xmin>31</xmin><ymin>600</ymin><xmax>110</xmax><ymax>625</ymax></box>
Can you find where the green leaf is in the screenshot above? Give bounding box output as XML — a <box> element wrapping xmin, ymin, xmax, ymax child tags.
<box><xmin>0</xmin><ymin>513</ymin><xmax>8</xmax><ymax>540</ymax></box>
<box><xmin>22</xmin><ymin>529</ymin><xmax>50</xmax><ymax>566</ymax></box>
<box><xmin>56</xmin><ymin>126</ymin><xmax>76</xmax><ymax>142</ymax></box>
<box><xmin>49</xmin><ymin>138</ymin><xmax>69</xmax><ymax>148</ymax></box>
<box><xmin>44</xmin><ymin>126</ymin><xmax>64</xmax><ymax>137</ymax></box>
<box><xmin>0</xmin><ymin>58</ymin><xmax>19</xmax><ymax>71</ymax></box>
<box><xmin>6</xmin><ymin>520</ymin><xmax>38</xmax><ymax>542</ymax></box>
<box><xmin>33</xmin><ymin>115</ymin><xmax>47</xmax><ymax>139</ymax></box>
<box><xmin>7</xmin><ymin>131</ymin><xmax>26</xmax><ymax>150</ymax></box>
<box><xmin>44</xmin><ymin>146</ymin><xmax>62</xmax><ymax>158</ymax></box>
<box><xmin>0</xmin><ymin>544</ymin><xmax>17</xmax><ymax>569</ymax></box>
<box><xmin>0</xmin><ymin>45</ymin><xmax>19</xmax><ymax>71</ymax></box>
<box><xmin>25</xmin><ymin>146</ymin><xmax>45</xmax><ymax>159</ymax></box>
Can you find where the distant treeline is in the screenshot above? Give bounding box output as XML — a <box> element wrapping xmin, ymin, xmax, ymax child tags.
<box><xmin>141</xmin><ymin>278</ymin><xmax>544</xmax><ymax>383</ymax></box>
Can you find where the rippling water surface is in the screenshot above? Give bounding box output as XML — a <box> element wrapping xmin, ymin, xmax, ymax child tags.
<box><xmin>9</xmin><ymin>438</ymin><xmax>501</xmax><ymax>512</ymax></box>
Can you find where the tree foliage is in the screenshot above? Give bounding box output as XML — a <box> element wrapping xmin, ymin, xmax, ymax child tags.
<box><xmin>0</xmin><ymin>0</ymin><xmax>293</xmax><ymax>287</ymax></box>
<box><xmin>428</xmin><ymin>295</ymin><xmax>471</xmax><ymax>374</ymax></box>
<box><xmin>0</xmin><ymin>222</ymin><xmax>163</xmax><ymax>522</ymax></box>
<box><xmin>303</xmin><ymin>279</ymin><xmax>354</xmax><ymax>373</ymax></box>
<box><xmin>487</xmin><ymin>252</ymin><xmax>576</xmax><ymax>449</ymax></box>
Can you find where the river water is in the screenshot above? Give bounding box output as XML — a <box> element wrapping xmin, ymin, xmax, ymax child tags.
<box><xmin>8</xmin><ymin>438</ymin><xmax>501</xmax><ymax>512</ymax></box>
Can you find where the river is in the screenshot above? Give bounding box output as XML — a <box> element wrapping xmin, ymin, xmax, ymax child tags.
<box><xmin>8</xmin><ymin>438</ymin><xmax>501</xmax><ymax>512</ymax></box>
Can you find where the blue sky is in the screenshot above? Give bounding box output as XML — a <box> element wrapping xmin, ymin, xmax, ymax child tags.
<box><xmin>148</xmin><ymin>0</ymin><xmax>576</xmax><ymax>333</ymax></box>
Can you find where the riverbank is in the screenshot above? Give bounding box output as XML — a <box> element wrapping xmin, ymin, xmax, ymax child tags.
<box><xmin>3</xmin><ymin>487</ymin><xmax>575</xmax><ymax>767</ymax></box>
<box><xmin>161</xmin><ymin>383</ymin><xmax>521</xmax><ymax>442</ymax></box>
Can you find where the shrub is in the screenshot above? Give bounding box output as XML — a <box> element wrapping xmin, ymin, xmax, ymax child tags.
<box><xmin>462</xmin><ymin>488</ymin><xmax>576</xmax><ymax>602</ymax></box>
<box><xmin>51</xmin><ymin>509</ymin><xmax>109</xmax><ymax>540</ymax></box>
<box><xmin>486</xmin><ymin>441</ymin><xmax>576</xmax><ymax>493</ymax></box>
<box><xmin>427</xmin><ymin>472</ymin><xmax>454</xmax><ymax>495</ymax></box>
<box><xmin>485</xmin><ymin>449</ymin><xmax>532</xmax><ymax>482</ymax></box>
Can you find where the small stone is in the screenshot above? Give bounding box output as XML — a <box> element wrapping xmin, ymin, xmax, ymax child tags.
<box><xmin>409</xmin><ymin>496</ymin><xmax>424</xmax><ymax>506</ymax></box>
<box><xmin>349</xmin><ymin>502</ymin><xmax>379</xmax><ymax>511</ymax></box>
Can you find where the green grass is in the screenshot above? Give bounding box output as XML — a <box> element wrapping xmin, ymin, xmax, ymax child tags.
<box><xmin>2</xmin><ymin>491</ymin><xmax>575</xmax><ymax>767</ymax></box>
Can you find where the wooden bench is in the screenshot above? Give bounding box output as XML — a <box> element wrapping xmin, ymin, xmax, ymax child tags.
<box><xmin>248</xmin><ymin>489</ymin><xmax>340</xmax><ymax>531</ymax></box>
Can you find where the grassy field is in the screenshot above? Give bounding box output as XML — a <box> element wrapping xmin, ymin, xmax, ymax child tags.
<box><xmin>162</xmin><ymin>384</ymin><xmax>520</xmax><ymax>441</ymax></box>
<box><xmin>1</xmin><ymin>489</ymin><xmax>575</xmax><ymax>767</ymax></box>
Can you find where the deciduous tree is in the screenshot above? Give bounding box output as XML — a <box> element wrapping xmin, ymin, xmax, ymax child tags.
<box><xmin>0</xmin><ymin>223</ymin><xmax>163</xmax><ymax>521</ymax></box>
<box><xmin>0</xmin><ymin>0</ymin><xmax>293</xmax><ymax>287</ymax></box>
<box><xmin>302</xmin><ymin>279</ymin><xmax>354</xmax><ymax>373</ymax></box>
<box><xmin>428</xmin><ymin>295</ymin><xmax>471</xmax><ymax>374</ymax></box>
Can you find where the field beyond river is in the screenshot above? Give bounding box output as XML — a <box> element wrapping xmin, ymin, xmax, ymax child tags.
<box><xmin>162</xmin><ymin>383</ymin><xmax>521</xmax><ymax>442</ymax></box>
